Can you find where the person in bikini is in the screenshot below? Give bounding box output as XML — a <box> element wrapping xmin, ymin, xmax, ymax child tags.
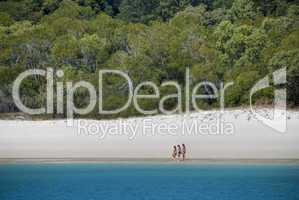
<box><xmin>177</xmin><ymin>144</ymin><xmax>182</xmax><ymax>161</ymax></box>
<box><xmin>172</xmin><ymin>145</ymin><xmax>177</xmax><ymax>160</ymax></box>
<box><xmin>182</xmin><ymin>144</ymin><xmax>186</xmax><ymax>161</ymax></box>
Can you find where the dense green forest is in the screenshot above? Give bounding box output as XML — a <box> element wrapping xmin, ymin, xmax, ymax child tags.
<box><xmin>0</xmin><ymin>0</ymin><xmax>298</xmax><ymax>119</ymax></box>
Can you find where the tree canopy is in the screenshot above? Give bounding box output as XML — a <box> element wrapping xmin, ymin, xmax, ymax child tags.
<box><xmin>0</xmin><ymin>0</ymin><xmax>298</xmax><ymax>118</ymax></box>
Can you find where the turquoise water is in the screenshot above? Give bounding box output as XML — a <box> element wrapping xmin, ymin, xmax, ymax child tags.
<box><xmin>0</xmin><ymin>163</ymin><xmax>298</xmax><ymax>200</ymax></box>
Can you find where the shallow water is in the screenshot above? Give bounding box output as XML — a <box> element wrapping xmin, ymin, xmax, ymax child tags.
<box><xmin>0</xmin><ymin>163</ymin><xmax>298</xmax><ymax>200</ymax></box>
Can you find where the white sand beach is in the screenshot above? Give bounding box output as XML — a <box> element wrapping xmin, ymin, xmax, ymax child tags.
<box><xmin>0</xmin><ymin>109</ymin><xmax>299</xmax><ymax>159</ymax></box>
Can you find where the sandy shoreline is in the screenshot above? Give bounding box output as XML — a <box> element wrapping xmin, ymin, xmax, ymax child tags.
<box><xmin>1</xmin><ymin>158</ymin><xmax>299</xmax><ymax>165</ymax></box>
<box><xmin>1</xmin><ymin>108</ymin><xmax>299</xmax><ymax>159</ymax></box>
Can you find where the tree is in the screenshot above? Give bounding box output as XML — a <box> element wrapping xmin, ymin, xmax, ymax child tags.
<box><xmin>0</xmin><ymin>0</ymin><xmax>33</xmax><ymax>21</ymax></box>
<box><xmin>254</xmin><ymin>0</ymin><xmax>288</xmax><ymax>16</ymax></box>
<box><xmin>215</xmin><ymin>21</ymin><xmax>267</xmax><ymax>76</ymax></box>
<box><xmin>51</xmin><ymin>34</ymin><xmax>80</xmax><ymax>66</ymax></box>
<box><xmin>159</xmin><ymin>0</ymin><xmax>192</xmax><ymax>21</ymax></box>
<box><xmin>230</xmin><ymin>0</ymin><xmax>258</xmax><ymax>21</ymax></box>
<box><xmin>212</xmin><ymin>0</ymin><xmax>233</xmax><ymax>9</ymax></box>
<box><xmin>225</xmin><ymin>70</ymin><xmax>262</xmax><ymax>106</ymax></box>
<box><xmin>79</xmin><ymin>33</ymin><xmax>108</xmax><ymax>72</ymax></box>
<box><xmin>118</xmin><ymin>0</ymin><xmax>160</xmax><ymax>23</ymax></box>
<box><xmin>0</xmin><ymin>12</ymin><xmax>15</xmax><ymax>26</ymax></box>
<box><xmin>42</xmin><ymin>0</ymin><xmax>61</xmax><ymax>14</ymax></box>
<box><xmin>269</xmin><ymin>30</ymin><xmax>299</xmax><ymax>106</ymax></box>
<box><xmin>0</xmin><ymin>0</ymin><xmax>299</xmax><ymax>117</ymax></box>
<box><xmin>75</xmin><ymin>0</ymin><xmax>120</xmax><ymax>15</ymax></box>
<box><xmin>170</xmin><ymin>5</ymin><xmax>208</xmax><ymax>27</ymax></box>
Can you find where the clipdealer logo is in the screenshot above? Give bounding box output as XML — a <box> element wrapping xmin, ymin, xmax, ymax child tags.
<box><xmin>9</xmin><ymin>67</ymin><xmax>288</xmax><ymax>133</ymax></box>
<box><xmin>250</xmin><ymin>68</ymin><xmax>287</xmax><ymax>133</ymax></box>
<box><xmin>11</xmin><ymin>68</ymin><xmax>234</xmax><ymax>125</ymax></box>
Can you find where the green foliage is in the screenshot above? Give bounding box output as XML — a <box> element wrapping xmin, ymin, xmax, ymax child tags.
<box><xmin>255</xmin><ymin>0</ymin><xmax>289</xmax><ymax>16</ymax></box>
<box><xmin>0</xmin><ymin>0</ymin><xmax>33</xmax><ymax>21</ymax></box>
<box><xmin>271</xmin><ymin>50</ymin><xmax>299</xmax><ymax>106</ymax></box>
<box><xmin>42</xmin><ymin>0</ymin><xmax>61</xmax><ymax>14</ymax></box>
<box><xmin>42</xmin><ymin>0</ymin><xmax>95</xmax><ymax>20</ymax></box>
<box><xmin>0</xmin><ymin>0</ymin><xmax>299</xmax><ymax>115</ymax></box>
<box><xmin>159</xmin><ymin>0</ymin><xmax>192</xmax><ymax>21</ymax></box>
<box><xmin>226</xmin><ymin>70</ymin><xmax>261</xmax><ymax>105</ymax></box>
<box><xmin>0</xmin><ymin>12</ymin><xmax>15</xmax><ymax>26</ymax></box>
<box><xmin>212</xmin><ymin>0</ymin><xmax>233</xmax><ymax>9</ymax></box>
<box><xmin>79</xmin><ymin>33</ymin><xmax>109</xmax><ymax>71</ymax></box>
<box><xmin>230</xmin><ymin>0</ymin><xmax>259</xmax><ymax>21</ymax></box>
<box><xmin>118</xmin><ymin>0</ymin><xmax>160</xmax><ymax>23</ymax></box>
<box><xmin>215</xmin><ymin>21</ymin><xmax>267</xmax><ymax>74</ymax></box>
<box><xmin>52</xmin><ymin>34</ymin><xmax>80</xmax><ymax>65</ymax></box>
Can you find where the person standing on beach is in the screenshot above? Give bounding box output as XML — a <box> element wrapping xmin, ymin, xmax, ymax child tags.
<box><xmin>177</xmin><ymin>145</ymin><xmax>182</xmax><ymax>160</ymax></box>
<box><xmin>182</xmin><ymin>144</ymin><xmax>186</xmax><ymax>161</ymax></box>
<box><xmin>172</xmin><ymin>146</ymin><xmax>177</xmax><ymax>160</ymax></box>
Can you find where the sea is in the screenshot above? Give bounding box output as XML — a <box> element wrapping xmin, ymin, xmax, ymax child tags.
<box><xmin>0</xmin><ymin>162</ymin><xmax>298</xmax><ymax>200</ymax></box>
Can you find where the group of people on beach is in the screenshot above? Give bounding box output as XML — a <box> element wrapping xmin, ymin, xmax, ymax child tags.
<box><xmin>172</xmin><ymin>144</ymin><xmax>186</xmax><ymax>161</ymax></box>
